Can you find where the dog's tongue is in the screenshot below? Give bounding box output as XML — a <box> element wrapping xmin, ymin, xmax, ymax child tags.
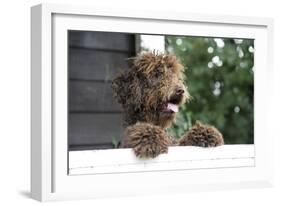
<box><xmin>167</xmin><ymin>103</ymin><xmax>179</xmax><ymax>112</ymax></box>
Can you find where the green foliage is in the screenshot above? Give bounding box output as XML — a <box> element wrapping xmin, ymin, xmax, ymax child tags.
<box><xmin>166</xmin><ymin>37</ymin><xmax>254</xmax><ymax>144</ymax></box>
<box><xmin>111</xmin><ymin>136</ymin><xmax>119</xmax><ymax>148</ymax></box>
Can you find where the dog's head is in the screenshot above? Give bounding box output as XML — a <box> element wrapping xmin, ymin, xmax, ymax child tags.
<box><xmin>112</xmin><ymin>52</ymin><xmax>189</xmax><ymax>128</ymax></box>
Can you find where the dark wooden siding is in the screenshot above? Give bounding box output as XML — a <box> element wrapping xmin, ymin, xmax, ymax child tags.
<box><xmin>68</xmin><ymin>31</ymin><xmax>135</xmax><ymax>151</ymax></box>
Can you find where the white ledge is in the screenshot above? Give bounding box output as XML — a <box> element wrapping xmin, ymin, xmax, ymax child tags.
<box><xmin>69</xmin><ymin>144</ymin><xmax>255</xmax><ymax>175</ymax></box>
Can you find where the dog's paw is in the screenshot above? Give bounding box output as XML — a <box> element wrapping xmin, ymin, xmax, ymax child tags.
<box><xmin>179</xmin><ymin>121</ymin><xmax>224</xmax><ymax>147</ymax></box>
<box><xmin>122</xmin><ymin>122</ymin><xmax>173</xmax><ymax>158</ymax></box>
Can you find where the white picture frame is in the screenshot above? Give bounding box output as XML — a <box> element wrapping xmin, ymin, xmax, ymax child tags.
<box><xmin>31</xmin><ymin>3</ymin><xmax>274</xmax><ymax>202</ymax></box>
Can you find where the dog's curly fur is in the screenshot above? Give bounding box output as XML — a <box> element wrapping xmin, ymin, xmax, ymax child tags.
<box><xmin>123</xmin><ymin>122</ymin><xmax>174</xmax><ymax>158</ymax></box>
<box><xmin>179</xmin><ymin>121</ymin><xmax>224</xmax><ymax>147</ymax></box>
<box><xmin>112</xmin><ymin>51</ymin><xmax>224</xmax><ymax>158</ymax></box>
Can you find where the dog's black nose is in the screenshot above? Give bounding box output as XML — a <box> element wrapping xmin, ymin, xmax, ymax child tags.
<box><xmin>176</xmin><ymin>89</ymin><xmax>184</xmax><ymax>95</ymax></box>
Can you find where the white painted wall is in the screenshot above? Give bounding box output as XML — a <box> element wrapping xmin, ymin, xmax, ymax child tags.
<box><xmin>0</xmin><ymin>0</ymin><xmax>280</xmax><ymax>205</ymax></box>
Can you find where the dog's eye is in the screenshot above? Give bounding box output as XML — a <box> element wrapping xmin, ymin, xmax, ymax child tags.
<box><xmin>154</xmin><ymin>73</ymin><xmax>160</xmax><ymax>78</ymax></box>
<box><xmin>153</xmin><ymin>71</ymin><xmax>162</xmax><ymax>79</ymax></box>
<box><xmin>146</xmin><ymin>72</ymin><xmax>161</xmax><ymax>86</ymax></box>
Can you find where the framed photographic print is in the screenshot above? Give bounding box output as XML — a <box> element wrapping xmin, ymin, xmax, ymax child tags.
<box><xmin>31</xmin><ymin>3</ymin><xmax>274</xmax><ymax>201</ymax></box>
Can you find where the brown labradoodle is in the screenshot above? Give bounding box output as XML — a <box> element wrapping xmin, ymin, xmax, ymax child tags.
<box><xmin>112</xmin><ymin>52</ymin><xmax>224</xmax><ymax>158</ymax></box>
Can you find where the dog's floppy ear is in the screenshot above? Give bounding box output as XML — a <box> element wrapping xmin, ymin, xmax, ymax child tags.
<box><xmin>112</xmin><ymin>70</ymin><xmax>130</xmax><ymax>106</ymax></box>
<box><xmin>112</xmin><ymin>70</ymin><xmax>142</xmax><ymax>109</ymax></box>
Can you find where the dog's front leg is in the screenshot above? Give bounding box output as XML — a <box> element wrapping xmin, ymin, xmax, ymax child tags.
<box><xmin>179</xmin><ymin>121</ymin><xmax>224</xmax><ymax>147</ymax></box>
<box><xmin>121</xmin><ymin>122</ymin><xmax>173</xmax><ymax>158</ymax></box>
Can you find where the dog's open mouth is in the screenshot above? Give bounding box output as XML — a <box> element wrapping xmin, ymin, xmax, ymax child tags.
<box><xmin>161</xmin><ymin>96</ymin><xmax>182</xmax><ymax>113</ymax></box>
<box><xmin>166</xmin><ymin>102</ymin><xmax>179</xmax><ymax>113</ymax></box>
